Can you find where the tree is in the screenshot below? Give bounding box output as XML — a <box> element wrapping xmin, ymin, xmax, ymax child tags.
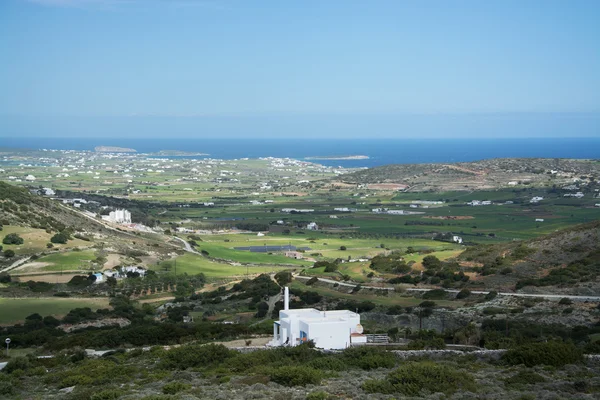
<box><xmin>3</xmin><ymin>249</ymin><xmax>15</xmax><ymax>258</ymax></box>
<box><xmin>415</xmin><ymin>301</ymin><xmax>436</xmax><ymax>330</ymax></box>
<box><xmin>339</xmin><ymin>246</ymin><xmax>347</xmax><ymax>251</ymax></box>
<box><xmin>3</xmin><ymin>233</ymin><xmax>24</xmax><ymax>245</ymax></box>
<box><xmin>275</xmin><ymin>270</ymin><xmax>292</xmax><ymax>286</ymax></box>
<box><xmin>0</xmin><ymin>272</ymin><xmax>11</xmax><ymax>283</ymax></box>
<box><xmin>422</xmin><ymin>255</ymin><xmax>442</xmax><ymax>270</ymax></box>
<box><xmin>50</xmin><ymin>232</ymin><xmax>69</xmax><ymax>244</ymax></box>
<box><xmin>456</xmin><ymin>288</ymin><xmax>471</xmax><ymax>299</ymax></box>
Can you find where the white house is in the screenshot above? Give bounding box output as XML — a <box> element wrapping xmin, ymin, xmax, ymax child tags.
<box><xmin>25</xmin><ymin>174</ymin><xmax>36</xmax><ymax>181</ymax></box>
<box><xmin>270</xmin><ymin>288</ymin><xmax>365</xmax><ymax>349</ymax></box>
<box><xmin>535</xmin><ymin>218</ymin><xmax>544</xmax><ymax>222</ymax></box>
<box><xmin>452</xmin><ymin>236</ymin><xmax>463</xmax><ymax>244</ymax></box>
<box><xmin>530</xmin><ymin>197</ymin><xmax>544</xmax><ymax>203</ymax></box>
<box><xmin>306</xmin><ymin>222</ymin><xmax>319</xmax><ymax>231</ymax></box>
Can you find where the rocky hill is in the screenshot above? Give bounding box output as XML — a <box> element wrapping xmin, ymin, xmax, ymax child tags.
<box><xmin>339</xmin><ymin>158</ymin><xmax>600</xmax><ymax>191</ymax></box>
<box><xmin>460</xmin><ymin>220</ymin><xmax>600</xmax><ymax>294</ymax></box>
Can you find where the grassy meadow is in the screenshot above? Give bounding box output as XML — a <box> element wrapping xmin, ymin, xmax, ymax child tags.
<box><xmin>0</xmin><ymin>297</ymin><xmax>111</xmax><ymax>325</ymax></box>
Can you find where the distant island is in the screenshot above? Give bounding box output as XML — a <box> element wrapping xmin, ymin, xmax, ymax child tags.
<box><xmin>95</xmin><ymin>146</ymin><xmax>137</xmax><ymax>153</ymax></box>
<box><xmin>305</xmin><ymin>155</ymin><xmax>369</xmax><ymax>160</ymax></box>
<box><xmin>152</xmin><ymin>150</ymin><xmax>210</xmax><ymax>156</ymax></box>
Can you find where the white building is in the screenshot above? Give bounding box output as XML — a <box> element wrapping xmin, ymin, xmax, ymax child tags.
<box><xmin>452</xmin><ymin>235</ymin><xmax>463</xmax><ymax>244</ymax></box>
<box><xmin>306</xmin><ymin>222</ymin><xmax>319</xmax><ymax>230</ymax></box>
<box><xmin>104</xmin><ymin>209</ymin><xmax>132</xmax><ymax>224</ymax></box>
<box><xmin>25</xmin><ymin>174</ymin><xmax>36</xmax><ymax>181</ymax></box>
<box><xmin>270</xmin><ymin>287</ymin><xmax>365</xmax><ymax>349</ymax></box>
<box><xmin>530</xmin><ymin>196</ymin><xmax>544</xmax><ymax>203</ymax></box>
<box><xmin>535</xmin><ymin>218</ymin><xmax>544</xmax><ymax>222</ymax></box>
<box><xmin>564</xmin><ymin>192</ymin><xmax>584</xmax><ymax>198</ymax></box>
<box><xmin>387</xmin><ymin>210</ymin><xmax>405</xmax><ymax>215</ymax></box>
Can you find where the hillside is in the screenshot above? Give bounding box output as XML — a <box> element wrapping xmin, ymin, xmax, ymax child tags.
<box><xmin>0</xmin><ymin>181</ymin><xmax>174</xmax><ymax>269</ymax></box>
<box><xmin>339</xmin><ymin>158</ymin><xmax>600</xmax><ymax>191</ymax></box>
<box><xmin>459</xmin><ymin>220</ymin><xmax>600</xmax><ymax>294</ymax></box>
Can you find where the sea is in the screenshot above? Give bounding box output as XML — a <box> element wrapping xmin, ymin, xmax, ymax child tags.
<box><xmin>1</xmin><ymin>137</ymin><xmax>599</xmax><ymax>168</ymax></box>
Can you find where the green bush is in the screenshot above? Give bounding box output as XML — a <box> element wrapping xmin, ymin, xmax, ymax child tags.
<box><xmin>306</xmin><ymin>391</ymin><xmax>330</xmax><ymax>400</ymax></box>
<box><xmin>162</xmin><ymin>381</ymin><xmax>191</xmax><ymax>394</ymax></box>
<box><xmin>2</xmin><ymin>233</ymin><xmax>24</xmax><ymax>245</ymax></box>
<box><xmin>3</xmin><ymin>249</ymin><xmax>15</xmax><ymax>258</ymax></box>
<box><xmin>269</xmin><ymin>366</ymin><xmax>321</xmax><ymax>386</ymax></box>
<box><xmin>422</xmin><ymin>289</ymin><xmax>447</xmax><ymax>300</ymax></box>
<box><xmin>558</xmin><ymin>297</ymin><xmax>572</xmax><ymax>305</ymax></box>
<box><xmin>160</xmin><ymin>344</ymin><xmax>233</xmax><ymax>370</ymax></box>
<box><xmin>341</xmin><ymin>346</ymin><xmax>396</xmax><ymax>370</ymax></box>
<box><xmin>503</xmin><ymin>342</ymin><xmax>583</xmax><ymax>367</ymax></box>
<box><xmin>3</xmin><ymin>356</ymin><xmax>30</xmax><ymax>374</ymax></box>
<box><xmin>307</xmin><ymin>357</ymin><xmax>347</xmax><ymax>371</ymax></box>
<box><xmin>362</xmin><ymin>361</ymin><xmax>476</xmax><ymax>396</ymax></box>
<box><xmin>50</xmin><ymin>232</ymin><xmax>69</xmax><ymax>244</ymax></box>
<box><xmin>456</xmin><ymin>288</ymin><xmax>471</xmax><ymax>299</ymax></box>
<box><xmin>485</xmin><ymin>290</ymin><xmax>498</xmax><ymax>301</ymax></box>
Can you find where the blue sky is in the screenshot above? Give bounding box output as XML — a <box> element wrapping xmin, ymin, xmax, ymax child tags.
<box><xmin>0</xmin><ymin>0</ymin><xmax>599</xmax><ymax>138</ymax></box>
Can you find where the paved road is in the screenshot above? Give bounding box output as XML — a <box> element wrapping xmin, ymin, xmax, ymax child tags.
<box><xmin>173</xmin><ymin>236</ymin><xmax>201</xmax><ymax>255</ymax></box>
<box><xmin>294</xmin><ymin>276</ymin><xmax>600</xmax><ymax>302</ymax></box>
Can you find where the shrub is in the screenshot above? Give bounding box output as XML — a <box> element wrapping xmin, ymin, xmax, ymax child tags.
<box><xmin>484</xmin><ymin>290</ymin><xmax>498</xmax><ymax>301</ymax></box>
<box><xmin>50</xmin><ymin>232</ymin><xmax>69</xmax><ymax>244</ymax></box>
<box><xmin>306</xmin><ymin>391</ymin><xmax>330</xmax><ymax>400</ymax></box>
<box><xmin>3</xmin><ymin>357</ymin><xmax>30</xmax><ymax>374</ymax></box>
<box><xmin>3</xmin><ymin>249</ymin><xmax>15</xmax><ymax>258</ymax></box>
<box><xmin>269</xmin><ymin>366</ymin><xmax>321</xmax><ymax>386</ymax></box>
<box><xmin>306</xmin><ymin>277</ymin><xmax>319</xmax><ymax>286</ymax></box>
<box><xmin>274</xmin><ymin>270</ymin><xmax>292</xmax><ymax>286</ymax></box>
<box><xmin>456</xmin><ymin>288</ymin><xmax>471</xmax><ymax>299</ymax></box>
<box><xmin>0</xmin><ymin>272</ymin><xmax>10</xmax><ymax>283</ymax></box>
<box><xmin>307</xmin><ymin>357</ymin><xmax>347</xmax><ymax>371</ymax></box>
<box><xmin>558</xmin><ymin>297</ymin><xmax>572</xmax><ymax>305</ymax></box>
<box><xmin>160</xmin><ymin>344</ymin><xmax>233</xmax><ymax>370</ymax></box>
<box><xmin>503</xmin><ymin>341</ymin><xmax>583</xmax><ymax>367</ymax></box>
<box><xmin>362</xmin><ymin>361</ymin><xmax>476</xmax><ymax>396</ymax></box>
<box><xmin>2</xmin><ymin>233</ymin><xmax>24</xmax><ymax>245</ymax></box>
<box><xmin>341</xmin><ymin>347</ymin><xmax>396</xmax><ymax>370</ymax></box>
<box><xmin>339</xmin><ymin>246</ymin><xmax>347</xmax><ymax>251</ymax></box>
<box><xmin>504</xmin><ymin>370</ymin><xmax>546</xmax><ymax>386</ymax></box>
<box><xmin>162</xmin><ymin>382</ymin><xmax>191</xmax><ymax>394</ymax></box>
<box><xmin>422</xmin><ymin>289</ymin><xmax>447</xmax><ymax>300</ymax></box>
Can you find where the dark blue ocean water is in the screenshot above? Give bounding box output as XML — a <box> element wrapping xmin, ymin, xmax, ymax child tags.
<box><xmin>1</xmin><ymin>137</ymin><xmax>599</xmax><ymax>168</ymax></box>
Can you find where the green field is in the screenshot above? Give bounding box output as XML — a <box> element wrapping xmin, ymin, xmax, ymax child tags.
<box><xmin>0</xmin><ymin>297</ymin><xmax>111</xmax><ymax>325</ymax></box>
<box><xmin>34</xmin><ymin>250</ymin><xmax>99</xmax><ymax>272</ymax></box>
<box><xmin>186</xmin><ymin>233</ymin><xmax>458</xmax><ymax>266</ymax></box>
<box><xmin>153</xmin><ymin>253</ymin><xmax>297</xmax><ymax>278</ymax></box>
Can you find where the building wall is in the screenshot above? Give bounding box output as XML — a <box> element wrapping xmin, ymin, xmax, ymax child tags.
<box><xmin>300</xmin><ymin>320</ymin><xmax>352</xmax><ymax>349</ymax></box>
